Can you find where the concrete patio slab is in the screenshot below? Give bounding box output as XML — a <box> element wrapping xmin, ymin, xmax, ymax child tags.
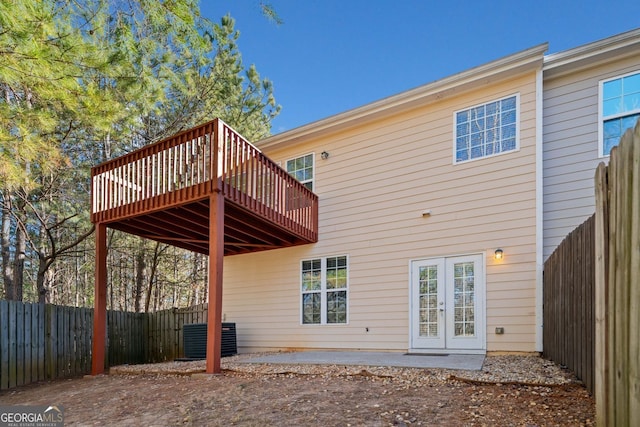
<box><xmin>238</xmin><ymin>351</ymin><xmax>485</xmax><ymax>371</ymax></box>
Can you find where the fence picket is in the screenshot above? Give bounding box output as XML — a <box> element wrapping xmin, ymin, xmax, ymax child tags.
<box><xmin>8</xmin><ymin>301</ymin><xmax>17</xmax><ymax>388</ymax></box>
<box><xmin>169</xmin><ymin>308</ymin><xmax>176</xmax><ymax>360</ymax></box>
<box><xmin>543</xmin><ymin>214</ymin><xmax>595</xmax><ymax>394</ymax></box>
<box><xmin>85</xmin><ymin>308</ymin><xmax>93</xmax><ymax>372</ymax></box>
<box><xmin>46</xmin><ymin>304</ymin><xmax>56</xmax><ymax>380</ymax></box>
<box><xmin>149</xmin><ymin>311</ymin><xmax>157</xmax><ymax>362</ymax></box>
<box><xmin>56</xmin><ymin>305</ymin><xmax>64</xmax><ymax>378</ymax></box>
<box><xmin>36</xmin><ymin>303</ymin><xmax>45</xmax><ymax>381</ymax></box>
<box><xmin>15</xmin><ymin>302</ymin><xmax>25</xmax><ymax>386</ymax></box>
<box><xmin>0</xmin><ymin>300</ymin><xmax>9</xmax><ymax>389</ymax></box>
<box><xmin>629</xmin><ymin>123</ymin><xmax>640</xmax><ymax>424</ymax></box>
<box><xmin>23</xmin><ymin>303</ymin><xmax>31</xmax><ymax>385</ymax></box>
<box><xmin>163</xmin><ymin>309</ymin><xmax>170</xmax><ymax>360</ymax></box>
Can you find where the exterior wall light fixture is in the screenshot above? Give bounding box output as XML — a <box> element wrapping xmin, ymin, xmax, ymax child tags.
<box><xmin>494</xmin><ymin>248</ymin><xmax>504</xmax><ymax>260</ymax></box>
<box><xmin>321</xmin><ymin>151</ymin><xmax>330</xmax><ymax>160</ymax></box>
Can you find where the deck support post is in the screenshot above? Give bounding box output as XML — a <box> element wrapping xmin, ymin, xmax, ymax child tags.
<box><xmin>91</xmin><ymin>222</ymin><xmax>108</xmax><ymax>375</ymax></box>
<box><xmin>206</xmin><ymin>190</ymin><xmax>224</xmax><ymax>374</ymax></box>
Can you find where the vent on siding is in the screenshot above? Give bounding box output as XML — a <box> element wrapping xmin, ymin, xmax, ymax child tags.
<box><xmin>182</xmin><ymin>323</ymin><xmax>237</xmax><ymax>360</ymax></box>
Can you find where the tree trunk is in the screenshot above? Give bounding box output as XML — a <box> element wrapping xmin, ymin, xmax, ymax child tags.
<box><xmin>36</xmin><ymin>252</ymin><xmax>49</xmax><ymax>304</ymax></box>
<box><xmin>13</xmin><ymin>217</ymin><xmax>26</xmax><ymax>302</ymax></box>
<box><xmin>190</xmin><ymin>253</ymin><xmax>200</xmax><ymax>306</ymax></box>
<box><xmin>1</xmin><ymin>200</ymin><xmax>14</xmax><ymax>300</ymax></box>
<box><xmin>134</xmin><ymin>249</ymin><xmax>146</xmax><ymax>312</ymax></box>
<box><xmin>37</xmin><ymin>224</ymin><xmax>48</xmax><ymax>303</ymax></box>
<box><xmin>144</xmin><ymin>241</ymin><xmax>162</xmax><ymax>312</ymax></box>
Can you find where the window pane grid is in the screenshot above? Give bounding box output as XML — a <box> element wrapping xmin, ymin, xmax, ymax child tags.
<box><xmin>301</xmin><ymin>256</ymin><xmax>348</xmax><ymax>325</ymax></box>
<box><xmin>327</xmin><ymin>290</ymin><xmax>347</xmax><ymax>323</ymax></box>
<box><xmin>418</xmin><ymin>265</ymin><xmax>439</xmax><ymax>337</ymax></box>
<box><xmin>602</xmin><ymin>72</ymin><xmax>640</xmax><ymax>155</ymax></box>
<box><xmin>301</xmin><ymin>259</ymin><xmax>321</xmax><ymax>291</ymax></box>
<box><xmin>455</xmin><ymin>95</ymin><xmax>518</xmax><ymax>163</ymax></box>
<box><xmin>287</xmin><ymin>153</ymin><xmax>314</xmax><ymax>189</ymax></box>
<box><xmin>326</xmin><ymin>256</ymin><xmax>347</xmax><ymax>290</ymax></box>
<box><xmin>302</xmin><ymin>293</ymin><xmax>321</xmax><ymax>324</ymax></box>
<box><xmin>453</xmin><ymin>262</ymin><xmax>475</xmax><ymax>337</ymax></box>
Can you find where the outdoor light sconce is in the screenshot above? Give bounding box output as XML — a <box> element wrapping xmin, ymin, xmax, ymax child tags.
<box><xmin>494</xmin><ymin>248</ymin><xmax>504</xmax><ymax>260</ymax></box>
<box><xmin>321</xmin><ymin>151</ymin><xmax>330</xmax><ymax>160</ymax></box>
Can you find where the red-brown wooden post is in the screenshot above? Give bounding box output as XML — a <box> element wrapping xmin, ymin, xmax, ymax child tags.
<box><xmin>92</xmin><ymin>222</ymin><xmax>108</xmax><ymax>375</ymax></box>
<box><xmin>206</xmin><ymin>118</ymin><xmax>224</xmax><ymax>374</ymax></box>
<box><xmin>206</xmin><ymin>190</ymin><xmax>224</xmax><ymax>374</ymax></box>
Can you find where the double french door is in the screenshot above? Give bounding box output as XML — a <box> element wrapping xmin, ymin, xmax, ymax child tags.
<box><xmin>410</xmin><ymin>255</ymin><xmax>485</xmax><ymax>351</ymax></box>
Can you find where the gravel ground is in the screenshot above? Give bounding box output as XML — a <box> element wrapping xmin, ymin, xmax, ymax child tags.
<box><xmin>1</xmin><ymin>353</ymin><xmax>594</xmax><ymax>426</ymax></box>
<box><xmin>110</xmin><ymin>352</ymin><xmax>581</xmax><ymax>386</ymax></box>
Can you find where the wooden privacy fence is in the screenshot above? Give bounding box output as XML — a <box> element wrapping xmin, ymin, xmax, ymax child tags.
<box><xmin>0</xmin><ymin>301</ymin><xmax>209</xmax><ymax>390</ymax></box>
<box><xmin>146</xmin><ymin>303</ymin><xmax>208</xmax><ymax>363</ymax></box>
<box><xmin>594</xmin><ymin>120</ymin><xmax>640</xmax><ymax>426</ymax></box>
<box><xmin>543</xmin><ymin>214</ymin><xmax>595</xmax><ymax>394</ymax></box>
<box><xmin>0</xmin><ymin>301</ymin><xmax>95</xmax><ymax>390</ymax></box>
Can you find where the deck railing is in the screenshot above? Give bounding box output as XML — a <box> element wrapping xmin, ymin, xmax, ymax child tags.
<box><xmin>91</xmin><ymin>119</ymin><xmax>318</xmax><ymax>242</ymax></box>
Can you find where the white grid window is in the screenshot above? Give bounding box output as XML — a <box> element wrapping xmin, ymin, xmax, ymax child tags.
<box><xmin>286</xmin><ymin>153</ymin><xmax>314</xmax><ymax>191</ymax></box>
<box><xmin>454</xmin><ymin>94</ymin><xmax>519</xmax><ymax>163</ymax></box>
<box><xmin>301</xmin><ymin>256</ymin><xmax>348</xmax><ymax>324</ymax></box>
<box><xmin>600</xmin><ymin>71</ymin><xmax>640</xmax><ymax>156</ymax></box>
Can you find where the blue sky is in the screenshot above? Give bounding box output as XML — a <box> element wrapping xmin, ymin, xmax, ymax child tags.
<box><xmin>201</xmin><ymin>0</ymin><xmax>640</xmax><ymax>135</ymax></box>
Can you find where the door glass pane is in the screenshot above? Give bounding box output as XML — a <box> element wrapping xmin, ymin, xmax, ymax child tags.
<box><xmin>453</xmin><ymin>262</ymin><xmax>475</xmax><ymax>337</ymax></box>
<box><xmin>454</xmin><ymin>278</ymin><xmax>463</xmax><ymax>292</ymax></box>
<box><xmin>418</xmin><ymin>265</ymin><xmax>439</xmax><ymax>337</ymax></box>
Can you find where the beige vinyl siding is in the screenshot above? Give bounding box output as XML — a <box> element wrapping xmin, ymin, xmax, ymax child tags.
<box><xmin>222</xmin><ymin>73</ymin><xmax>538</xmax><ymax>353</ymax></box>
<box><xmin>542</xmin><ymin>55</ymin><xmax>640</xmax><ymax>259</ymax></box>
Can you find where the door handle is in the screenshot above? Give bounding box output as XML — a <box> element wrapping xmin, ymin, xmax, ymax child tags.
<box><xmin>439</xmin><ymin>302</ymin><xmax>444</xmax><ymax>312</ymax></box>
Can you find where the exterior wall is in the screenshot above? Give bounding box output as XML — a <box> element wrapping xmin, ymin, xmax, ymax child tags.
<box><xmin>542</xmin><ymin>55</ymin><xmax>640</xmax><ymax>259</ymax></box>
<box><xmin>222</xmin><ymin>72</ymin><xmax>539</xmax><ymax>353</ymax></box>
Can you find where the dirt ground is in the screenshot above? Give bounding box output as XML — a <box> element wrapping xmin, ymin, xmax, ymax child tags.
<box><xmin>0</xmin><ymin>356</ymin><xmax>594</xmax><ymax>426</ymax></box>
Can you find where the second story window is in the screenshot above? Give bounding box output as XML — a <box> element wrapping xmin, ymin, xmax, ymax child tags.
<box><xmin>286</xmin><ymin>153</ymin><xmax>314</xmax><ymax>191</ymax></box>
<box><xmin>600</xmin><ymin>71</ymin><xmax>640</xmax><ymax>156</ymax></box>
<box><xmin>454</xmin><ymin>94</ymin><xmax>519</xmax><ymax>163</ymax></box>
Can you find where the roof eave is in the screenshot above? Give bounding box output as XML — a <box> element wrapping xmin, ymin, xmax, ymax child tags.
<box><xmin>543</xmin><ymin>28</ymin><xmax>640</xmax><ymax>79</ymax></box>
<box><xmin>258</xmin><ymin>43</ymin><xmax>548</xmax><ymax>150</ymax></box>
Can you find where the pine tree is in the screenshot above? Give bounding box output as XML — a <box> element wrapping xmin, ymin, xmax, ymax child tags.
<box><xmin>0</xmin><ymin>0</ymin><xmax>280</xmax><ymax>303</ymax></box>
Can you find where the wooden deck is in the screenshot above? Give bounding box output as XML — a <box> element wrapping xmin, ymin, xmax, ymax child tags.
<box><xmin>90</xmin><ymin>119</ymin><xmax>318</xmax><ymax>375</ymax></box>
<box><xmin>91</xmin><ymin>119</ymin><xmax>318</xmax><ymax>255</ymax></box>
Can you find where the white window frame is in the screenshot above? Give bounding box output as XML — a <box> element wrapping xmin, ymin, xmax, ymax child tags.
<box><xmin>452</xmin><ymin>93</ymin><xmax>520</xmax><ymax>164</ymax></box>
<box><xmin>598</xmin><ymin>70</ymin><xmax>640</xmax><ymax>158</ymax></box>
<box><xmin>300</xmin><ymin>255</ymin><xmax>349</xmax><ymax>325</ymax></box>
<box><xmin>286</xmin><ymin>152</ymin><xmax>315</xmax><ymax>191</ymax></box>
